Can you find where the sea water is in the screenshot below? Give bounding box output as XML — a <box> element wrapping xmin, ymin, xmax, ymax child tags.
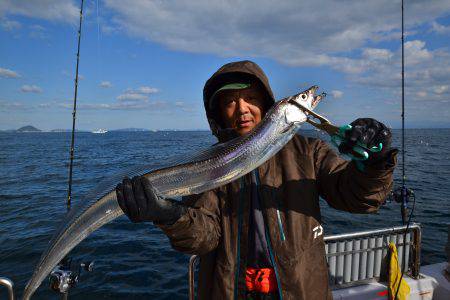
<box><xmin>0</xmin><ymin>129</ymin><xmax>448</xmax><ymax>299</ymax></box>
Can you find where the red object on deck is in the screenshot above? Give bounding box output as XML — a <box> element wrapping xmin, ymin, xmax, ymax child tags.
<box><xmin>245</xmin><ymin>267</ymin><xmax>278</xmax><ymax>293</ymax></box>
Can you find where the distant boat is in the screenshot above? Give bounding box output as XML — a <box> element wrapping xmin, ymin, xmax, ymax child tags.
<box><xmin>92</xmin><ymin>129</ymin><xmax>108</xmax><ymax>134</ymax></box>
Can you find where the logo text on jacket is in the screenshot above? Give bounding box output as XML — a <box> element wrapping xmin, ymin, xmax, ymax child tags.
<box><xmin>313</xmin><ymin>225</ymin><xmax>323</xmax><ymax>239</ymax></box>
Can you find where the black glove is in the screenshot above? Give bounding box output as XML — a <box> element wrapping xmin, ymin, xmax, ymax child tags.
<box><xmin>115</xmin><ymin>176</ymin><xmax>186</xmax><ymax>224</ymax></box>
<box><xmin>338</xmin><ymin>118</ymin><xmax>397</xmax><ymax>168</ymax></box>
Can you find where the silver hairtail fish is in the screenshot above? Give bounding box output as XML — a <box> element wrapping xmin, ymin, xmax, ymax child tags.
<box><xmin>23</xmin><ymin>86</ymin><xmax>325</xmax><ymax>299</ymax></box>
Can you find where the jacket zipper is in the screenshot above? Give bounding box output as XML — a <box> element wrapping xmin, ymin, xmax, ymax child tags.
<box><xmin>255</xmin><ymin>169</ymin><xmax>284</xmax><ymax>300</ymax></box>
<box><xmin>234</xmin><ymin>178</ymin><xmax>245</xmax><ymax>300</ymax></box>
<box><xmin>272</xmin><ymin>189</ymin><xmax>286</xmax><ymax>242</ymax></box>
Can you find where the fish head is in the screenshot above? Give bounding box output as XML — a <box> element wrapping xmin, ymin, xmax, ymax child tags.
<box><xmin>284</xmin><ymin>85</ymin><xmax>326</xmax><ymax>124</ymax></box>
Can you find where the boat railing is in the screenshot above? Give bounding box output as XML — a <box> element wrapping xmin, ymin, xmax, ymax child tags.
<box><xmin>188</xmin><ymin>255</ymin><xmax>197</xmax><ymax>300</ymax></box>
<box><xmin>324</xmin><ymin>223</ymin><xmax>421</xmax><ymax>288</ymax></box>
<box><xmin>0</xmin><ymin>277</ymin><xmax>14</xmax><ymax>300</ymax></box>
<box><xmin>188</xmin><ymin>223</ymin><xmax>421</xmax><ymax>298</ymax></box>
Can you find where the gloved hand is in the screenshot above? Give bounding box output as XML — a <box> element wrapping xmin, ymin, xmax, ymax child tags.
<box><xmin>338</xmin><ymin>118</ymin><xmax>397</xmax><ymax>168</ymax></box>
<box><xmin>115</xmin><ymin>176</ymin><xmax>186</xmax><ymax>224</ymax></box>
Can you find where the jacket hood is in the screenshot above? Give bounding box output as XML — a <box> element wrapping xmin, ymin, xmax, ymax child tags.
<box><xmin>203</xmin><ymin>60</ymin><xmax>275</xmax><ymax>140</ymax></box>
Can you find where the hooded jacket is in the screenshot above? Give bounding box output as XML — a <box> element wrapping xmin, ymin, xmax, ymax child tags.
<box><xmin>203</xmin><ymin>60</ymin><xmax>275</xmax><ymax>141</ymax></box>
<box><xmin>158</xmin><ymin>61</ymin><xmax>396</xmax><ymax>299</ymax></box>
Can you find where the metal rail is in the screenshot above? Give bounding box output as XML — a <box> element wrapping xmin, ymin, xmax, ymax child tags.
<box><xmin>188</xmin><ymin>255</ymin><xmax>198</xmax><ymax>300</ymax></box>
<box><xmin>325</xmin><ymin>223</ymin><xmax>421</xmax><ymax>288</ymax></box>
<box><xmin>0</xmin><ymin>277</ymin><xmax>14</xmax><ymax>300</ymax></box>
<box><xmin>324</xmin><ymin>223</ymin><xmax>420</xmax><ymax>242</ymax></box>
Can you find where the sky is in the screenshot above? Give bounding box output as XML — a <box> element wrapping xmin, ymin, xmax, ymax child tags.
<box><xmin>1</xmin><ymin>0</ymin><xmax>450</xmax><ymax>131</ymax></box>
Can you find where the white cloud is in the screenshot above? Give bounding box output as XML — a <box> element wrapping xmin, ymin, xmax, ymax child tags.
<box><xmin>434</xmin><ymin>85</ymin><xmax>449</xmax><ymax>95</ymax></box>
<box><xmin>102</xmin><ymin>0</ymin><xmax>450</xmax><ymax>68</ymax></box>
<box><xmin>117</xmin><ymin>92</ymin><xmax>148</xmax><ymax>101</ymax></box>
<box><xmin>416</xmin><ymin>91</ymin><xmax>427</xmax><ymax>98</ymax></box>
<box><xmin>174</xmin><ymin>101</ymin><xmax>196</xmax><ymax>112</ymax></box>
<box><xmin>101</xmin><ymin>23</ymin><xmax>118</xmax><ymax>35</ymax></box>
<box><xmin>0</xmin><ymin>67</ymin><xmax>20</xmax><ymax>78</ymax></box>
<box><xmin>137</xmin><ymin>86</ymin><xmax>158</xmax><ymax>94</ymax></box>
<box><xmin>75</xmin><ymin>100</ymin><xmax>194</xmax><ymax>111</ymax></box>
<box><xmin>404</xmin><ymin>40</ymin><xmax>432</xmax><ymax>65</ymax></box>
<box><xmin>341</xmin><ymin>39</ymin><xmax>450</xmax><ymax>103</ymax></box>
<box><xmin>29</xmin><ymin>24</ymin><xmax>45</xmax><ymax>31</ymax></box>
<box><xmin>99</xmin><ymin>81</ymin><xmax>113</xmax><ymax>88</ymax></box>
<box><xmin>28</xmin><ymin>24</ymin><xmax>48</xmax><ymax>39</ymax></box>
<box><xmin>362</xmin><ymin>48</ymin><xmax>393</xmax><ymax>61</ymax></box>
<box><xmin>61</xmin><ymin>84</ymin><xmax>180</xmax><ymax>111</ymax></box>
<box><xmin>431</xmin><ymin>21</ymin><xmax>450</xmax><ymax>34</ymax></box>
<box><xmin>1</xmin><ymin>98</ymin><xmax>197</xmax><ymax>113</ymax></box>
<box><xmin>96</xmin><ymin>1</ymin><xmax>450</xmax><ymax>110</ymax></box>
<box><xmin>1</xmin><ymin>18</ymin><xmax>21</xmax><ymax>31</ymax></box>
<box><xmin>330</xmin><ymin>90</ymin><xmax>343</xmax><ymax>99</ymax></box>
<box><xmin>61</xmin><ymin>70</ymin><xmax>84</xmax><ymax>80</ymax></box>
<box><xmin>57</xmin><ymin>99</ymin><xmax>170</xmax><ymax>111</ymax></box>
<box><xmin>116</xmin><ymin>85</ymin><xmax>159</xmax><ymax>101</ymax></box>
<box><xmin>20</xmin><ymin>85</ymin><xmax>43</xmax><ymax>93</ymax></box>
<box><xmin>37</xmin><ymin>103</ymin><xmax>51</xmax><ymax>108</ymax></box>
<box><xmin>0</xmin><ymin>0</ymin><xmax>78</xmax><ymax>24</ymax></box>
<box><xmin>0</xmin><ymin>100</ymin><xmax>25</xmax><ymax>110</ymax></box>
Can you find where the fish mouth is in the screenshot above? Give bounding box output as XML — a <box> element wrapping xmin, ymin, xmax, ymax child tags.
<box><xmin>284</xmin><ymin>85</ymin><xmax>326</xmax><ymax>125</ymax></box>
<box><xmin>307</xmin><ymin>85</ymin><xmax>319</xmax><ymax>96</ymax></box>
<box><xmin>304</xmin><ymin>85</ymin><xmax>326</xmax><ymax>109</ymax></box>
<box><xmin>290</xmin><ymin>85</ymin><xmax>326</xmax><ymax>110</ymax></box>
<box><xmin>311</xmin><ymin>91</ymin><xmax>326</xmax><ymax>109</ymax></box>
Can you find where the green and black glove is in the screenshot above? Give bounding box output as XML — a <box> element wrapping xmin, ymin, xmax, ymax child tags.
<box><xmin>337</xmin><ymin>118</ymin><xmax>397</xmax><ymax>169</ymax></box>
<box><xmin>116</xmin><ymin>176</ymin><xmax>186</xmax><ymax>224</ymax></box>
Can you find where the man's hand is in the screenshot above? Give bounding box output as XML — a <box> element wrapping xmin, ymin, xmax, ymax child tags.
<box><xmin>115</xmin><ymin>176</ymin><xmax>186</xmax><ymax>224</ymax></box>
<box><xmin>338</xmin><ymin>118</ymin><xmax>397</xmax><ymax>168</ymax></box>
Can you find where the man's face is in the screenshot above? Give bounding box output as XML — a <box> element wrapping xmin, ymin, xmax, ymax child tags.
<box><xmin>218</xmin><ymin>86</ymin><xmax>266</xmax><ymax>136</ymax></box>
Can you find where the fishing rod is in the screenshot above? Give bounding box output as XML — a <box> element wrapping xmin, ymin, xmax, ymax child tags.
<box><xmin>391</xmin><ymin>1</ymin><xmax>417</xmax><ymax>298</ymax></box>
<box><xmin>50</xmin><ymin>1</ymin><xmax>94</xmax><ymax>298</ymax></box>
<box><xmin>67</xmin><ymin>0</ymin><xmax>84</xmax><ymax>211</ymax></box>
<box><xmin>400</xmin><ymin>0</ymin><xmax>408</xmax><ymax>225</ymax></box>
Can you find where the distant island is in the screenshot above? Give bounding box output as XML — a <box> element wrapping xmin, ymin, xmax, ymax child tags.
<box><xmin>110</xmin><ymin>128</ymin><xmax>150</xmax><ymax>132</ymax></box>
<box><xmin>51</xmin><ymin>129</ymin><xmax>72</xmax><ymax>132</ymax></box>
<box><xmin>0</xmin><ymin>126</ymin><xmax>448</xmax><ymax>133</ymax></box>
<box><xmin>17</xmin><ymin>125</ymin><xmax>41</xmax><ymax>132</ymax></box>
<box><xmin>0</xmin><ymin>126</ymin><xmax>219</xmax><ymax>133</ymax></box>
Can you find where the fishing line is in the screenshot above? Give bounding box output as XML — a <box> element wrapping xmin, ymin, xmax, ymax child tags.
<box><xmin>395</xmin><ymin>191</ymin><xmax>416</xmax><ymax>300</ymax></box>
<box><xmin>96</xmin><ymin>0</ymin><xmax>102</xmax><ymax>80</ymax></box>
<box><xmin>401</xmin><ymin>0</ymin><xmax>406</xmax><ymax>194</ymax></box>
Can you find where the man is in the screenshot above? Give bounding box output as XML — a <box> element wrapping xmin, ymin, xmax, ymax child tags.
<box><xmin>116</xmin><ymin>60</ymin><xmax>397</xmax><ymax>299</ymax></box>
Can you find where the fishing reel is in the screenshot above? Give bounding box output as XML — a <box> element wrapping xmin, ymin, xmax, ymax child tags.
<box><xmin>390</xmin><ymin>187</ymin><xmax>414</xmax><ymax>202</ymax></box>
<box><xmin>387</xmin><ymin>186</ymin><xmax>415</xmax><ymax>225</ymax></box>
<box><xmin>49</xmin><ymin>257</ymin><xmax>94</xmax><ymax>294</ymax></box>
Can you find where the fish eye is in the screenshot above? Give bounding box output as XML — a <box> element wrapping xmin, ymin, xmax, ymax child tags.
<box><xmin>301</xmin><ymin>93</ymin><xmax>307</xmax><ymax>100</ymax></box>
